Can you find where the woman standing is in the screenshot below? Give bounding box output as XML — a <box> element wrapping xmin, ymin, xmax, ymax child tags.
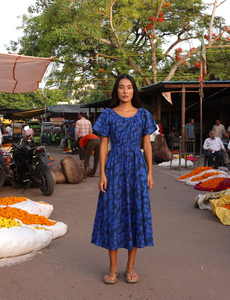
<box><xmin>91</xmin><ymin>74</ymin><xmax>157</xmax><ymax>284</ymax></box>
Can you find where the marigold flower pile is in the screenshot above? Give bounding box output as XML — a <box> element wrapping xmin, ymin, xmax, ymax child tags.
<box><xmin>0</xmin><ymin>196</ymin><xmax>27</xmax><ymax>206</ymax></box>
<box><xmin>0</xmin><ymin>217</ymin><xmax>21</xmax><ymax>228</ymax></box>
<box><xmin>190</xmin><ymin>171</ymin><xmax>221</xmax><ymax>182</ymax></box>
<box><xmin>177</xmin><ymin>167</ymin><xmax>213</xmax><ymax>180</ymax></box>
<box><xmin>0</xmin><ymin>207</ymin><xmax>56</xmax><ymax>226</ymax></box>
<box><xmin>199</xmin><ymin>177</ymin><xmax>226</xmax><ymax>189</ymax></box>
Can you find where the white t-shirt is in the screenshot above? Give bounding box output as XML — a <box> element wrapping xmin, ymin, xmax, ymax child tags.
<box><xmin>213</xmin><ymin>124</ymin><xmax>226</xmax><ymax>139</ymax></box>
<box><xmin>150</xmin><ymin>125</ymin><xmax>160</xmax><ymax>142</ymax></box>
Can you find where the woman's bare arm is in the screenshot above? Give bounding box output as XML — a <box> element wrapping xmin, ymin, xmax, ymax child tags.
<box><xmin>143</xmin><ymin>134</ymin><xmax>154</xmax><ymax>190</ymax></box>
<box><xmin>99</xmin><ymin>136</ymin><xmax>108</xmax><ymax>193</ymax></box>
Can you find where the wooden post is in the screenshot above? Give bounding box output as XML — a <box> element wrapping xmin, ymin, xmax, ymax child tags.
<box><xmin>157</xmin><ymin>93</ymin><xmax>161</xmax><ymax>120</ymax></box>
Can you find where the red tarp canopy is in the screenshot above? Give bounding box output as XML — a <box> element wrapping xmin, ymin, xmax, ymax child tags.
<box><xmin>0</xmin><ymin>53</ymin><xmax>53</xmax><ymax>93</ymax></box>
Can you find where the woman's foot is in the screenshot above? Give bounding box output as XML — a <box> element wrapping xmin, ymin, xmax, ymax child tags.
<box><xmin>104</xmin><ymin>267</ymin><xmax>119</xmax><ymax>284</ymax></box>
<box><xmin>125</xmin><ymin>266</ymin><xmax>138</xmax><ymax>283</ymax></box>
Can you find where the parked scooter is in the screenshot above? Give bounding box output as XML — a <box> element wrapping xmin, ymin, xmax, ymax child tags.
<box><xmin>7</xmin><ymin>138</ymin><xmax>54</xmax><ymax>196</ymax></box>
<box><xmin>22</xmin><ymin>134</ymin><xmax>35</xmax><ymax>147</ymax></box>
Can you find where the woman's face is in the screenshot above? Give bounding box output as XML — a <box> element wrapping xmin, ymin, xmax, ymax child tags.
<box><xmin>117</xmin><ymin>78</ymin><xmax>134</xmax><ymax>104</ymax></box>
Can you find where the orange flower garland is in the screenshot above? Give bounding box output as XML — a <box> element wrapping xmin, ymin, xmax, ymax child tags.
<box><xmin>190</xmin><ymin>171</ymin><xmax>221</xmax><ymax>182</ymax></box>
<box><xmin>199</xmin><ymin>177</ymin><xmax>226</xmax><ymax>189</ymax></box>
<box><xmin>0</xmin><ymin>197</ymin><xmax>27</xmax><ymax>206</ymax></box>
<box><xmin>178</xmin><ymin>167</ymin><xmax>213</xmax><ymax>180</ymax></box>
<box><xmin>0</xmin><ymin>207</ymin><xmax>56</xmax><ymax>226</ymax></box>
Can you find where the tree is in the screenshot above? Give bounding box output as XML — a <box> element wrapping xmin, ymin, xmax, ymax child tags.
<box><xmin>0</xmin><ymin>90</ymin><xmax>70</xmax><ymax>110</ymax></box>
<box><xmin>8</xmin><ymin>0</ymin><xmax>229</xmax><ymax>96</ymax></box>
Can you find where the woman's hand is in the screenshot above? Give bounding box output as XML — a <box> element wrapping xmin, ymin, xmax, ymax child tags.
<box><xmin>99</xmin><ymin>174</ymin><xmax>107</xmax><ymax>193</ymax></box>
<box><xmin>148</xmin><ymin>174</ymin><xmax>154</xmax><ymax>190</ymax></box>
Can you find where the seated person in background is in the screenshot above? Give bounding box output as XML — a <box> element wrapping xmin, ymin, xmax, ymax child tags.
<box><xmin>169</xmin><ymin>127</ymin><xmax>179</xmax><ymax>139</ymax></box>
<box><xmin>23</xmin><ymin>125</ymin><xmax>34</xmax><ymax>137</ymax></box>
<box><xmin>203</xmin><ymin>130</ymin><xmax>226</xmax><ymax>169</ymax></box>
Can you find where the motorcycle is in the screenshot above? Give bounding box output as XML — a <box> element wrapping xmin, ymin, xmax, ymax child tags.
<box><xmin>7</xmin><ymin>139</ymin><xmax>54</xmax><ymax>196</ymax></box>
<box><xmin>0</xmin><ymin>165</ymin><xmax>5</xmax><ymax>189</ymax></box>
<box><xmin>22</xmin><ymin>134</ymin><xmax>35</xmax><ymax>147</ymax></box>
<box><xmin>54</xmin><ymin>131</ymin><xmax>62</xmax><ymax>146</ymax></box>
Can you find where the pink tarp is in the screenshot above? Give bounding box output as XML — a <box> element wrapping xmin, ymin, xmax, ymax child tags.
<box><xmin>0</xmin><ymin>53</ymin><xmax>53</xmax><ymax>93</ymax></box>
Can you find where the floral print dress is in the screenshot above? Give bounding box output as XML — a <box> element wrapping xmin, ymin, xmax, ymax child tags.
<box><xmin>91</xmin><ymin>108</ymin><xmax>157</xmax><ymax>250</ymax></box>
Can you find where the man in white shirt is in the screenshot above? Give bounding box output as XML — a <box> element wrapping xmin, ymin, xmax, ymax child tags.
<box><xmin>213</xmin><ymin>120</ymin><xmax>226</xmax><ymax>139</ymax></box>
<box><xmin>203</xmin><ymin>130</ymin><xmax>226</xmax><ymax>169</ymax></box>
<box><xmin>75</xmin><ymin>112</ymin><xmax>92</xmax><ymax>160</ymax></box>
<box><xmin>150</xmin><ymin>125</ymin><xmax>160</xmax><ymax>163</ymax></box>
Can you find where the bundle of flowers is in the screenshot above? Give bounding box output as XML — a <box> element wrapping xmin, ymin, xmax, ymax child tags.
<box><xmin>0</xmin><ymin>217</ymin><xmax>21</xmax><ymax>228</ymax></box>
<box><xmin>0</xmin><ymin>197</ymin><xmax>53</xmax><ymax>218</ymax></box>
<box><xmin>0</xmin><ymin>207</ymin><xmax>56</xmax><ymax>226</ymax></box>
<box><xmin>185</xmin><ymin>170</ymin><xmax>227</xmax><ymax>186</ymax></box>
<box><xmin>177</xmin><ymin>167</ymin><xmax>213</xmax><ymax>182</ymax></box>
<box><xmin>0</xmin><ymin>196</ymin><xmax>27</xmax><ymax>206</ymax></box>
<box><xmin>190</xmin><ymin>171</ymin><xmax>221</xmax><ymax>182</ymax></box>
<box><xmin>195</xmin><ymin>177</ymin><xmax>230</xmax><ymax>191</ymax></box>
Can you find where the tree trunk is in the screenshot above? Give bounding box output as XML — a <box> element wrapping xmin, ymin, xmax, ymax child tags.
<box><xmin>150</xmin><ymin>38</ymin><xmax>157</xmax><ymax>83</ymax></box>
<box><xmin>128</xmin><ymin>57</ymin><xmax>152</xmax><ymax>85</ymax></box>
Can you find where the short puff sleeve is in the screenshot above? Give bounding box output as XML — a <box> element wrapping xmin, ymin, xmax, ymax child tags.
<box><xmin>93</xmin><ymin>109</ymin><xmax>110</xmax><ymax>137</ymax></box>
<box><xmin>142</xmin><ymin>109</ymin><xmax>157</xmax><ymax>137</ymax></box>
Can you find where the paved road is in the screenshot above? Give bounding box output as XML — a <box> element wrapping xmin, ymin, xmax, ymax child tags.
<box><xmin>0</xmin><ymin>146</ymin><xmax>230</xmax><ymax>300</ymax></box>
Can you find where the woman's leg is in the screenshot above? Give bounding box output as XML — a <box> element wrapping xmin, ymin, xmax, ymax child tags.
<box><xmin>126</xmin><ymin>247</ymin><xmax>138</xmax><ymax>280</ymax></box>
<box><xmin>104</xmin><ymin>249</ymin><xmax>118</xmax><ymax>281</ymax></box>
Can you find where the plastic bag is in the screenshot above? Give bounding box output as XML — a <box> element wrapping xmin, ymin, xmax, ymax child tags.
<box><xmin>210</xmin><ymin>195</ymin><xmax>230</xmax><ymax>225</ymax></box>
<box><xmin>195</xmin><ymin>190</ymin><xmax>230</xmax><ymax>211</ymax></box>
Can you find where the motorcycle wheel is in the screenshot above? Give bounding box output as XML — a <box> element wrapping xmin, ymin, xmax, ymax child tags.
<box><xmin>8</xmin><ymin>171</ymin><xmax>29</xmax><ymax>189</ymax></box>
<box><xmin>36</xmin><ymin>164</ymin><xmax>54</xmax><ymax>196</ymax></box>
<box><xmin>0</xmin><ymin>165</ymin><xmax>5</xmax><ymax>189</ymax></box>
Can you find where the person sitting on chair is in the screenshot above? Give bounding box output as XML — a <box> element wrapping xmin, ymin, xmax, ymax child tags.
<box><xmin>203</xmin><ymin>130</ymin><xmax>226</xmax><ymax>169</ymax></box>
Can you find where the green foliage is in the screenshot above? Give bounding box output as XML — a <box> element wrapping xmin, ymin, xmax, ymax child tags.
<box><xmin>6</xmin><ymin>0</ymin><xmax>230</xmax><ymax>95</ymax></box>
<box><xmin>0</xmin><ymin>90</ymin><xmax>70</xmax><ymax>110</ymax></box>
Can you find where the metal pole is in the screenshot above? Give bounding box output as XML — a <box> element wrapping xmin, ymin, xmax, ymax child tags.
<box><xmin>197</xmin><ymin>94</ymin><xmax>203</xmax><ymax>167</ymax></box>
<box><xmin>157</xmin><ymin>93</ymin><xmax>161</xmax><ymax>120</ymax></box>
<box><xmin>181</xmin><ymin>84</ymin><xmax>186</xmax><ymax>153</ymax></box>
<box><xmin>45</xmin><ymin>102</ymin><xmax>47</xmax><ymax>122</ymax></box>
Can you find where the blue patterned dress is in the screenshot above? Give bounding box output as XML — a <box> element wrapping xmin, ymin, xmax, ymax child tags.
<box><xmin>91</xmin><ymin>108</ymin><xmax>157</xmax><ymax>250</ymax></box>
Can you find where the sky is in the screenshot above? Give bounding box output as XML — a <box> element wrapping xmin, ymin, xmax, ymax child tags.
<box><xmin>0</xmin><ymin>0</ymin><xmax>230</xmax><ymax>54</ymax></box>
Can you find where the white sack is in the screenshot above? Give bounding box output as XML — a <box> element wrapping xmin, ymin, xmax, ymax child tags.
<box><xmin>28</xmin><ymin>221</ymin><xmax>68</xmax><ymax>239</ymax></box>
<box><xmin>0</xmin><ymin>226</ymin><xmax>52</xmax><ymax>258</ymax></box>
<box><xmin>159</xmin><ymin>158</ymin><xmax>193</xmax><ymax>168</ymax></box>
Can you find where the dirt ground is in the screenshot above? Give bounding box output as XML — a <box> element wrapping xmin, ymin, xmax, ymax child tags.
<box><xmin>0</xmin><ymin>146</ymin><xmax>230</xmax><ymax>300</ymax></box>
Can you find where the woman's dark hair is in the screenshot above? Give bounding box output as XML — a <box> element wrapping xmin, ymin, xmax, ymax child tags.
<box><xmin>109</xmin><ymin>74</ymin><xmax>142</xmax><ymax>108</ymax></box>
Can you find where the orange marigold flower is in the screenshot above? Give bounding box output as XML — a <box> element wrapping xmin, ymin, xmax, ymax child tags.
<box><xmin>190</xmin><ymin>171</ymin><xmax>221</xmax><ymax>182</ymax></box>
<box><xmin>0</xmin><ymin>207</ymin><xmax>56</xmax><ymax>226</ymax></box>
<box><xmin>177</xmin><ymin>167</ymin><xmax>213</xmax><ymax>180</ymax></box>
<box><xmin>200</xmin><ymin>177</ymin><xmax>226</xmax><ymax>189</ymax></box>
